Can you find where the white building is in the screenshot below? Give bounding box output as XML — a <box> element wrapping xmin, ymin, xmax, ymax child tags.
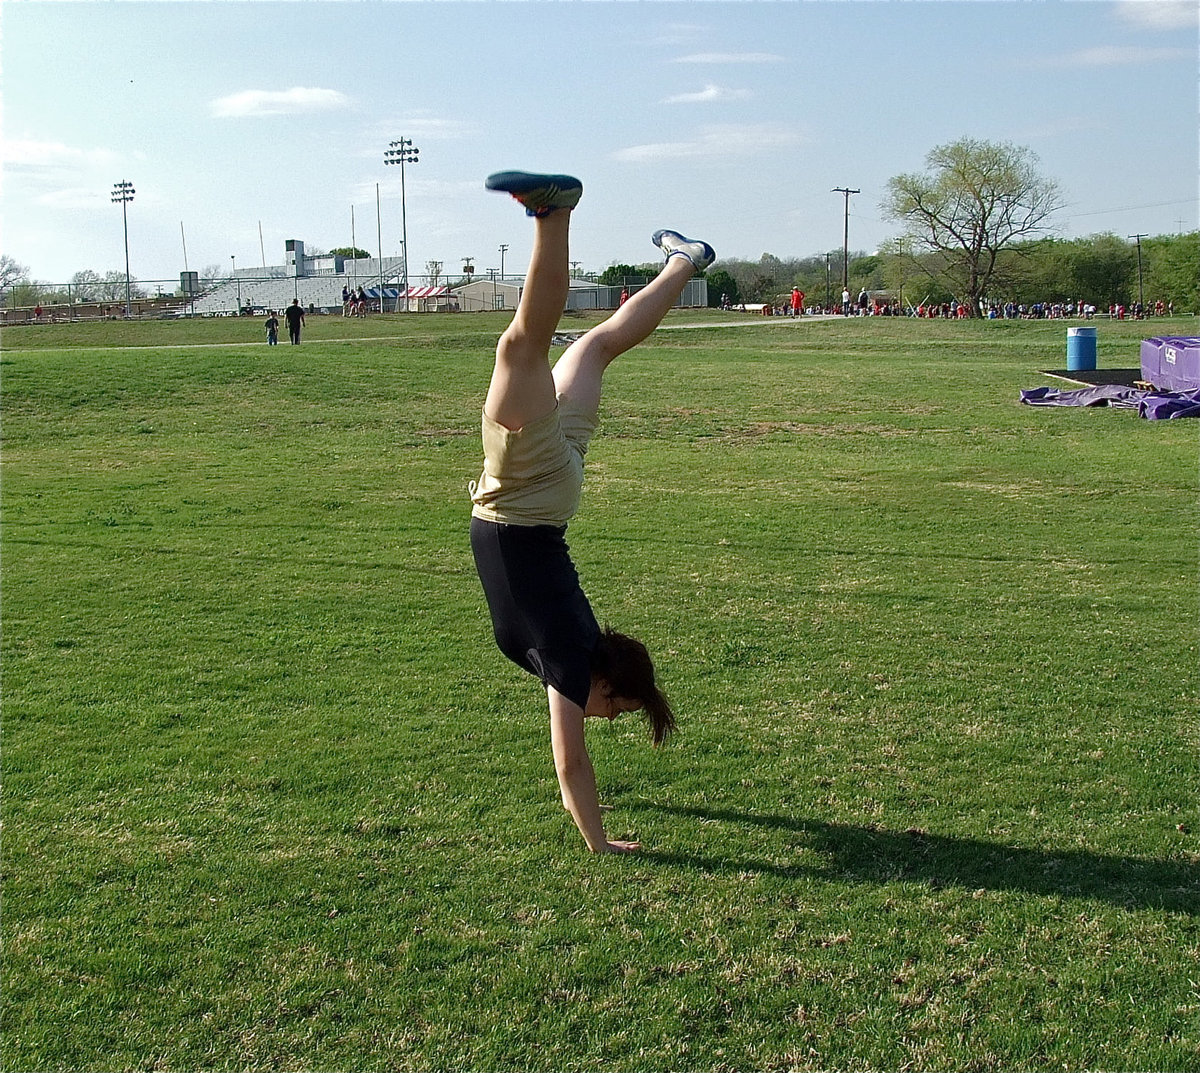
<box><xmin>454</xmin><ymin>276</ymin><xmax>707</xmax><ymax>313</ymax></box>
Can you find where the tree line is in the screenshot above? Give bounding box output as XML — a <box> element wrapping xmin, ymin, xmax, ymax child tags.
<box><xmin>699</xmin><ymin>230</ymin><xmax>1197</xmax><ymax>314</ymax></box>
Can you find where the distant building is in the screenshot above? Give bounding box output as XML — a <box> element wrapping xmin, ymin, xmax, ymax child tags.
<box><xmin>194</xmin><ymin>240</ymin><xmax>707</xmax><ymax>315</ymax></box>
<box><xmin>455</xmin><ymin>276</ymin><xmax>707</xmax><ymax>313</ymax></box>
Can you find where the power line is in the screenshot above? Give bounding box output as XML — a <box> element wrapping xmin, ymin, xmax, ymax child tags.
<box><xmin>1061</xmin><ymin>197</ymin><xmax>1198</xmax><ymax>220</ymax></box>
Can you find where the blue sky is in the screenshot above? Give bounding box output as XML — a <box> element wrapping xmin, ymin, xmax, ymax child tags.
<box><xmin>3</xmin><ymin>0</ymin><xmax>1197</xmax><ymax>287</ymax></box>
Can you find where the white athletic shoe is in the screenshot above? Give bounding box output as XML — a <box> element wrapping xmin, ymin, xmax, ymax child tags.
<box><xmin>652</xmin><ymin>229</ymin><xmax>716</xmax><ymax>272</ymax></box>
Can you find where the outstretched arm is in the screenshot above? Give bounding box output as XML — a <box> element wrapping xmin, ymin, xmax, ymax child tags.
<box><xmin>547</xmin><ymin>687</ymin><xmax>640</xmax><ymax>854</ymax></box>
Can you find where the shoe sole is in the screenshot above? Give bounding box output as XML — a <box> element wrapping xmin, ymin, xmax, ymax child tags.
<box><xmin>486</xmin><ymin>171</ymin><xmax>583</xmax><ymax>215</ymax></box>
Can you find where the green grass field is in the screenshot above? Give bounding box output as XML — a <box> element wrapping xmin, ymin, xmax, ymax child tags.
<box><xmin>4</xmin><ymin>311</ymin><xmax>1198</xmax><ymax>1072</ymax></box>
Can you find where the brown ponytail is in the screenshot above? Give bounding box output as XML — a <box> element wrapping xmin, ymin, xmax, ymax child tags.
<box><xmin>591</xmin><ymin>627</ymin><xmax>676</xmax><ymax>745</ymax></box>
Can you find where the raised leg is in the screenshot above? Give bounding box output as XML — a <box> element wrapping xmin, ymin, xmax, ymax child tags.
<box><xmin>483</xmin><ymin>210</ymin><xmax>571</xmax><ymax>431</ymax></box>
<box><xmin>552</xmin><ymin>254</ymin><xmax>696</xmax><ymax>414</ymax></box>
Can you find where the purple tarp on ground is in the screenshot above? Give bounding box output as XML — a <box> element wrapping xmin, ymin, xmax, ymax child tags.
<box><xmin>1020</xmin><ymin>384</ymin><xmax>1143</xmax><ymax>408</ymax></box>
<box><xmin>1140</xmin><ymin>336</ymin><xmax>1200</xmax><ymax>392</ymax></box>
<box><xmin>1139</xmin><ymin>390</ymin><xmax>1200</xmax><ymax>420</ymax></box>
<box><xmin>1020</xmin><ymin>384</ymin><xmax>1200</xmax><ymax>419</ymax></box>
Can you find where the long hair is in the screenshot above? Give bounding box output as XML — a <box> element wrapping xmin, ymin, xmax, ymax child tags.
<box><xmin>590</xmin><ymin>627</ymin><xmax>675</xmax><ymax>745</ymax></box>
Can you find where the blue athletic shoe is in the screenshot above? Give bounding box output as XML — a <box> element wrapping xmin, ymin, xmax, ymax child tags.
<box><xmin>486</xmin><ymin>171</ymin><xmax>583</xmax><ymax>217</ymax></box>
<box><xmin>652</xmin><ymin>229</ymin><xmax>716</xmax><ymax>272</ymax></box>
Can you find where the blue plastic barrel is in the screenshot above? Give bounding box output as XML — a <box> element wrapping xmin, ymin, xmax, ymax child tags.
<box><xmin>1067</xmin><ymin>326</ymin><xmax>1097</xmax><ymax>371</ymax></box>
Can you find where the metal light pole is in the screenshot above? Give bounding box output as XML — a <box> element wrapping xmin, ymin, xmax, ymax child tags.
<box><xmin>824</xmin><ymin>253</ymin><xmax>831</xmax><ymax>312</ymax></box>
<box><xmin>832</xmin><ymin>187</ymin><xmax>859</xmax><ymax>292</ymax></box>
<box><xmin>384</xmin><ymin>138</ymin><xmax>419</xmax><ymax>310</ymax></box>
<box><xmin>376</xmin><ymin>183</ymin><xmax>384</xmax><ymax>312</ymax></box>
<box><xmin>498</xmin><ymin>244</ymin><xmax>508</xmax><ymax>281</ymax></box>
<box><xmin>231</xmin><ymin>255</ymin><xmax>241</xmax><ymax>313</ymax></box>
<box><xmin>111</xmin><ymin>180</ymin><xmax>135</xmax><ymax>318</ymax></box>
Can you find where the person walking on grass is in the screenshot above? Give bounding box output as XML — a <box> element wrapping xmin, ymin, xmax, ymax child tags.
<box><xmin>284</xmin><ymin>298</ymin><xmax>305</xmax><ymax>344</ymax></box>
<box><xmin>469</xmin><ymin>170</ymin><xmax>715</xmax><ymax>854</ymax></box>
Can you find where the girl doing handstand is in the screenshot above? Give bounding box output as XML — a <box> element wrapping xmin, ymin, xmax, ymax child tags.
<box><xmin>470</xmin><ymin>171</ymin><xmax>715</xmax><ymax>853</ymax></box>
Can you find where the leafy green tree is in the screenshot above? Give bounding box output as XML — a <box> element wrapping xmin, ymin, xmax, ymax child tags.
<box><xmin>598</xmin><ymin>264</ymin><xmax>651</xmax><ymax>287</ymax></box>
<box><xmin>1066</xmin><ymin>234</ymin><xmax>1135</xmax><ymax>307</ymax></box>
<box><xmin>330</xmin><ymin>247</ymin><xmax>372</xmax><ymax>259</ymax></box>
<box><xmin>7</xmin><ymin>280</ymin><xmax>46</xmax><ymax>307</ymax></box>
<box><xmin>884</xmin><ymin>138</ymin><xmax>1063</xmax><ymax>315</ymax></box>
<box><xmin>993</xmin><ymin>237</ymin><xmax>1074</xmax><ymax>305</ymax></box>
<box><xmin>705</xmin><ymin>268</ymin><xmax>740</xmax><ymax>307</ymax></box>
<box><xmin>848</xmin><ymin>254</ymin><xmax>885</xmax><ymax>293</ymax></box>
<box><xmin>744</xmin><ymin>274</ymin><xmax>776</xmax><ymax>303</ymax></box>
<box><xmin>1143</xmin><ymin>232</ymin><xmax>1199</xmax><ymax>313</ymax></box>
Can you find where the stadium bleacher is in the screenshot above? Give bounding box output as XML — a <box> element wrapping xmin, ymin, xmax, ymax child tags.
<box><xmin>193</xmin><ymin>257</ymin><xmax>406</xmax><ymax>315</ymax></box>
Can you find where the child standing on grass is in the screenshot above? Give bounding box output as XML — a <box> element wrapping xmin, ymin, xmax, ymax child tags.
<box><xmin>265</xmin><ymin>310</ymin><xmax>279</xmax><ymax>346</ymax></box>
<box><xmin>469</xmin><ymin>170</ymin><xmax>715</xmax><ymax>853</ymax></box>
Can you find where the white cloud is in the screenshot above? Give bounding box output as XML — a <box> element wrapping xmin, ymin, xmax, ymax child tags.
<box><xmin>613</xmin><ymin>123</ymin><xmax>802</xmax><ymax>163</ymax></box>
<box><xmin>664</xmin><ymin>83</ymin><xmax>752</xmax><ymax>104</ymax></box>
<box><xmin>210</xmin><ymin>87</ymin><xmax>352</xmax><ymax>118</ymax></box>
<box><xmin>34</xmin><ymin>187</ymin><xmax>107</xmax><ymax>210</ymax></box>
<box><xmin>384</xmin><ymin>113</ymin><xmax>475</xmax><ymax>141</ymax></box>
<box><xmin>1062</xmin><ymin>44</ymin><xmax>1194</xmax><ymax>66</ymax></box>
<box><xmin>673</xmin><ymin>52</ymin><xmax>784</xmax><ymax>64</ymax></box>
<box><xmin>1113</xmin><ymin>1</ymin><xmax>1199</xmax><ymax>30</ymax></box>
<box><xmin>3</xmin><ymin>137</ymin><xmax>119</xmax><ymax>171</ymax></box>
<box><xmin>353</xmin><ymin>176</ymin><xmax>476</xmax><ymax>204</ymax></box>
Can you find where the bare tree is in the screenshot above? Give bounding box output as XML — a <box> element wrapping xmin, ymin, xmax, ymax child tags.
<box><xmin>0</xmin><ymin>255</ymin><xmax>29</xmax><ymax>302</ymax></box>
<box><xmin>97</xmin><ymin>270</ymin><xmax>145</xmax><ymax>302</ymax></box>
<box><xmin>883</xmin><ymin>138</ymin><xmax>1063</xmax><ymax>314</ymax></box>
<box><xmin>70</xmin><ymin>269</ymin><xmax>103</xmax><ymax>301</ymax></box>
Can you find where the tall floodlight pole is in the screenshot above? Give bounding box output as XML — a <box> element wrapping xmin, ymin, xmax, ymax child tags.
<box><xmin>231</xmin><ymin>255</ymin><xmax>241</xmax><ymax>313</ymax></box>
<box><xmin>1128</xmin><ymin>233</ymin><xmax>1146</xmax><ymax>310</ymax></box>
<box><xmin>111</xmin><ymin>180</ymin><xmax>135</xmax><ymax>317</ymax></box>
<box><xmin>376</xmin><ymin>183</ymin><xmax>384</xmax><ymax>312</ymax></box>
<box><xmin>498</xmin><ymin>244</ymin><xmax>508</xmax><ymax>281</ymax></box>
<box><xmin>384</xmin><ymin>138</ymin><xmax>420</xmax><ymax>311</ymax></box>
<box><xmin>832</xmin><ymin>187</ymin><xmax>859</xmax><ymax>292</ymax></box>
<box><xmin>824</xmin><ymin>253</ymin><xmax>831</xmax><ymax>311</ymax></box>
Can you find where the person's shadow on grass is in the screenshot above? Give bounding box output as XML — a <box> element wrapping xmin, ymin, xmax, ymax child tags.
<box><xmin>639</xmin><ymin>804</ymin><xmax>1198</xmax><ymax>915</ymax></box>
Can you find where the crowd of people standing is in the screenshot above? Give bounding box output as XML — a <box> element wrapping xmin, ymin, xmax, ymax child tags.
<box><xmin>342</xmin><ymin>285</ymin><xmax>370</xmax><ymax>317</ymax></box>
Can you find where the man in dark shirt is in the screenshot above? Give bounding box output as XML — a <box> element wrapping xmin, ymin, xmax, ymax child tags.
<box><xmin>284</xmin><ymin>299</ymin><xmax>304</xmax><ymax>344</ymax></box>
